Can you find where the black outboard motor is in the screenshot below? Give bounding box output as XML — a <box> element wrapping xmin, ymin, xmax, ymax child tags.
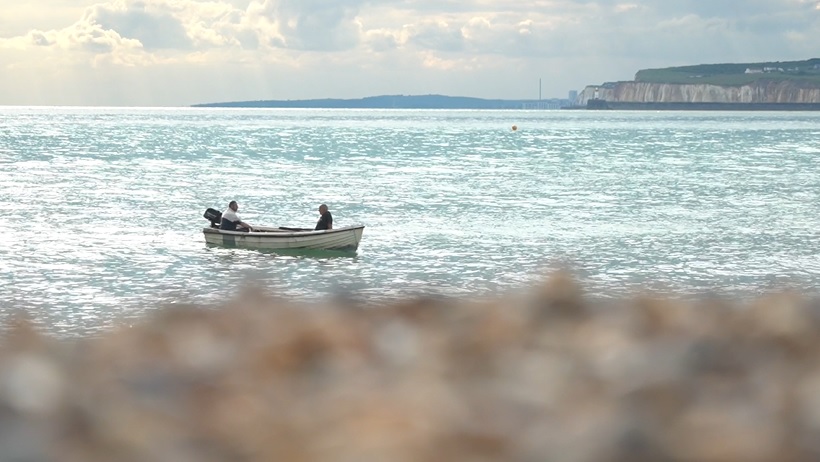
<box><xmin>204</xmin><ymin>208</ymin><xmax>222</xmax><ymax>228</ymax></box>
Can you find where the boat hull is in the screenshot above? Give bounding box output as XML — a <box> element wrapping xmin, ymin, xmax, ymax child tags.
<box><xmin>203</xmin><ymin>225</ymin><xmax>364</xmax><ymax>251</ymax></box>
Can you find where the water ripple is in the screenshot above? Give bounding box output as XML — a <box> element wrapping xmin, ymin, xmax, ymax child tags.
<box><xmin>2</xmin><ymin>107</ymin><xmax>820</xmax><ymax>336</ymax></box>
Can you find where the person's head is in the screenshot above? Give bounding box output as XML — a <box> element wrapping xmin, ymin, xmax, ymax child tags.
<box><xmin>229</xmin><ymin>201</ymin><xmax>238</xmax><ymax>212</ymax></box>
<box><xmin>318</xmin><ymin>204</ymin><xmax>328</xmax><ymax>215</ymax></box>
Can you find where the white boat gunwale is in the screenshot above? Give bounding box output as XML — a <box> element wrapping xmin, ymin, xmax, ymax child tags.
<box><xmin>203</xmin><ymin>224</ymin><xmax>363</xmax><ymax>236</ymax></box>
<box><xmin>202</xmin><ymin>224</ymin><xmax>365</xmax><ymax>251</ymax></box>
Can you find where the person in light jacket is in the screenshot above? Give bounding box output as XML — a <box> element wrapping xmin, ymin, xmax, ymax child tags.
<box><xmin>220</xmin><ymin>201</ymin><xmax>253</xmax><ymax>232</ymax></box>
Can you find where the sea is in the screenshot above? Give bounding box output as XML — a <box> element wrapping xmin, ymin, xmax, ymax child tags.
<box><xmin>2</xmin><ymin>107</ymin><xmax>820</xmax><ymax>337</ymax></box>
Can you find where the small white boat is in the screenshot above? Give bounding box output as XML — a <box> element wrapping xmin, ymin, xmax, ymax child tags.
<box><xmin>202</xmin><ymin>208</ymin><xmax>364</xmax><ymax>251</ymax></box>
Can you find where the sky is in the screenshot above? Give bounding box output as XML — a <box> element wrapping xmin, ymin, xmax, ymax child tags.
<box><xmin>1</xmin><ymin>0</ymin><xmax>819</xmax><ymax>106</ymax></box>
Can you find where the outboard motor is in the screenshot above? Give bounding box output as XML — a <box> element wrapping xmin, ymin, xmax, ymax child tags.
<box><xmin>204</xmin><ymin>208</ymin><xmax>222</xmax><ymax>228</ymax></box>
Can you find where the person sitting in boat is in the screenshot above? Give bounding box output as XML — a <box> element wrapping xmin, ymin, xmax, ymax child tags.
<box><xmin>220</xmin><ymin>201</ymin><xmax>253</xmax><ymax>232</ymax></box>
<box><xmin>314</xmin><ymin>204</ymin><xmax>333</xmax><ymax>231</ymax></box>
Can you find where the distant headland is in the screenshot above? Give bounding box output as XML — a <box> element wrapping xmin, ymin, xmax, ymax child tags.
<box><xmin>192</xmin><ymin>94</ymin><xmax>573</xmax><ymax>110</ymax></box>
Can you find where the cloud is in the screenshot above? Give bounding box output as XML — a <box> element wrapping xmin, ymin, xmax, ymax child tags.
<box><xmin>364</xmin><ymin>29</ymin><xmax>400</xmax><ymax>52</ymax></box>
<box><xmin>3</xmin><ymin>0</ymin><xmax>811</xmax><ymax>62</ymax></box>
<box><xmin>407</xmin><ymin>20</ymin><xmax>465</xmax><ymax>52</ymax></box>
<box><xmin>250</xmin><ymin>0</ymin><xmax>364</xmax><ymax>50</ymax></box>
<box><xmin>458</xmin><ymin>17</ymin><xmax>559</xmax><ymax>57</ymax></box>
<box><xmin>646</xmin><ymin>0</ymin><xmax>806</xmax><ymax>18</ymax></box>
<box><xmin>87</xmin><ymin>0</ymin><xmax>192</xmax><ymax>50</ymax></box>
<box><xmin>1</xmin><ymin>22</ymin><xmax>144</xmax><ymax>56</ymax></box>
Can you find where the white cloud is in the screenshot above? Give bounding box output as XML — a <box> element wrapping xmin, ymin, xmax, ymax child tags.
<box><xmin>250</xmin><ymin>0</ymin><xmax>364</xmax><ymax>50</ymax></box>
<box><xmin>407</xmin><ymin>20</ymin><xmax>465</xmax><ymax>52</ymax></box>
<box><xmin>1</xmin><ymin>21</ymin><xmax>145</xmax><ymax>56</ymax></box>
<box><xmin>87</xmin><ymin>0</ymin><xmax>192</xmax><ymax>49</ymax></box>
<box><xmin>364</xmin><ymin>29</ymin><xmax>400</xmax><ymax>52</ymax></box>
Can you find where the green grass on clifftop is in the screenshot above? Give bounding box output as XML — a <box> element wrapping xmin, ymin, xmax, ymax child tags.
<box><xmin>635</xmin><ymin>58</ymin><xmax>820</xmax><ymax>86</ymax></box>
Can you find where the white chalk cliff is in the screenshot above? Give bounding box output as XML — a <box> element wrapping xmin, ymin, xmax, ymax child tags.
<box><xmin>578</xmin><ymin>80</ymin><xmax>820</xmax><ymax>105</ymax></box>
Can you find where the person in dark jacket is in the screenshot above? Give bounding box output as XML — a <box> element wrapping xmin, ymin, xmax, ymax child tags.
<box><xmin>314</xmin><ymin>204</ymin><xmax>333</xmax><ymax>231</ymax></box>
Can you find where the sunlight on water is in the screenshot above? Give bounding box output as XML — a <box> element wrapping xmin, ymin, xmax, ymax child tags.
<box><xmin>2</xmin><ymin>108</ymin><xmax>820</xmax><ymax>336</ymax></box>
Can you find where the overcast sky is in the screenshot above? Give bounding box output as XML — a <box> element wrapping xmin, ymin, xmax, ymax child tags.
<box><xmin>1</xmin><ymin>0</ymin><xmax>819</xmax><ymax>106</ymax></box>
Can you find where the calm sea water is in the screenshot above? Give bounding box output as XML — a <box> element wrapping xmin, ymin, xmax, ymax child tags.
<box><xmin>2</xmin><ymin>107</ymin><xmax>820</xmax><ymax>336</ymax></box>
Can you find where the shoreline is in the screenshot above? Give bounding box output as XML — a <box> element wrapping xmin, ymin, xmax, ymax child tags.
<box><xmin>578</xmin><ymin>99</ymin><xmax>820</xmax><ymax>111</ymax></box>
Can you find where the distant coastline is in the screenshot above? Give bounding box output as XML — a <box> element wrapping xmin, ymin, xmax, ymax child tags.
<box><xmin>192</xmin><ymin>94</ymin><xmax>820</xmax><ymax>111</ymax></box>
<box><xmin>194</xmin><ymin>59</ymin><xmax>820</xmax><ymax>111</ymax></box>
<box><xmin>191</xmin><ymin>92</ymin><xmax>820</xmax><ymax>112</ymax></box>
<box><xmin>192</xmin><ymin>94</ymin><xmax>574</xmax><ymax>110</ymax></box>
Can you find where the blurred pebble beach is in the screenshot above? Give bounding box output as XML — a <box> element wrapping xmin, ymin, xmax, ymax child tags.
<box><xmin>2</xmin><ymin>271</ymin><xmax>820</xmax><ymax>462</ymax></box>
